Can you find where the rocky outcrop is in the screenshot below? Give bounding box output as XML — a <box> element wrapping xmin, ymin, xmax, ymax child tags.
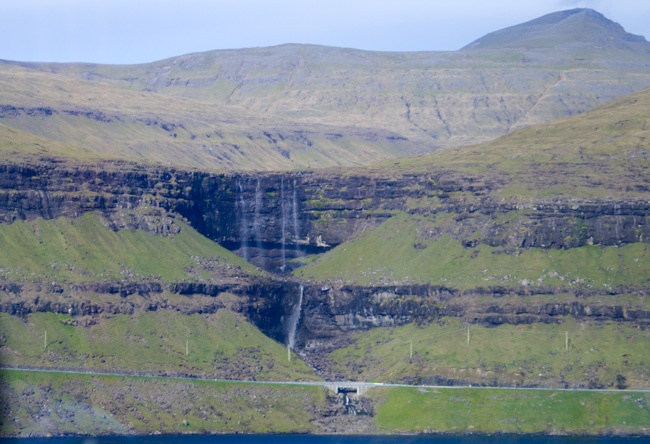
<box><xmin>0</xmin><ymin>276</ymin><xmax>296</xmax><ymax>344</ymax></box>
<box><xmin>294</xmin><ymin>284</ymin><xmax>650</xmax><ymax>345</ymax></box>
<box><xmin>0</xmin><ymin>105</ymin><xmax>114</xmax><ymax>122</ymax></box>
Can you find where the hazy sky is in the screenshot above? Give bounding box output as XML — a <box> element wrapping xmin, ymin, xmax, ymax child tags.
<box><xmin>3</xmin><ymin>0</ymin><xmax>649</xmax><ymax>64</ymax></box>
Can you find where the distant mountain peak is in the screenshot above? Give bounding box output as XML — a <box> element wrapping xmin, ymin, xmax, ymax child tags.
<box><xmin>462</xmin><ymin>8</ymin><xmax>647</xmax><ymax>51</ymax></box>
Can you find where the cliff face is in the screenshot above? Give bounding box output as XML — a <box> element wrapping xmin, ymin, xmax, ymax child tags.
<box><xmin>1</xmin><ymin>157</ymin><xmax>648</xmax><ymax>328</ymax></box>
<box><xmin>0</xmin><ymin>276</ymin><xmax>297</xmax><ymax>344</ymax></box>
<box><xmin>1</xmin><ymin>154</ymin><xmax>650</xmax><ymax>392</ymax></box>
<box><xmin>2</xmin><ymin>276</ymin><xmax>648</xmax><ymax>353</ymax></box>
<box><xmin>297</xmin><ymin>283</ymin><xmax>650</xmax><ymax>338</ymax></box>
<box><xmin>2</xmin><ymin>159</ymin><xmax>648</xmax><ymax>271</ymax></box>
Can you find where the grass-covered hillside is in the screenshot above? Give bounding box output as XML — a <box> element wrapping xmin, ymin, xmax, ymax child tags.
<box><xmin>0</xmin><ymin>211</ymin><xmax>257</xmax><ymax>283</ymax></box>
<box><xmin>389</xmin><ymin>85</ymin><xmax>650</xmax><ymax>200</ymax></box>
<box><xmin>371</xmin><ymin>386</ymin><xmax>650</xmax><ymax>435</ymax></box>
<box><xmin>0</xmin><ymin>309</ymin><xmax>317</xmax><ymax>382</ymax></box>
<box><xmin>0</xmin><ymin>371</ymin><xmax>329</xmax><ymax>436</ymax></box>
<box><xmin>0</xmin><ymin>63</ymin><xmax>413</xmax><ymax>170</ymax></box>
<box><xmin>1</xmin><ymin>9</ymin><xmax>649</xmax><ymax>437</ymax></box>
<box><xmin>326</xmin><ymin>317</ymin><xmax>649</xmax><ymax>389</ymax></box>
<box><xmin>0</xmin><ymin>124</ymin><xmax>105</xmax><ymax>162</ymax></box>
<box><xmin>2</xmin><ymin>9</ymin><xmax>650</xmax><ymax>170</ymax></box>
<box><xmin>286</xmin><ymin>82</ymin><xmax>650</xmax><ymax>404</ymax></box>
<box><xmin>0</xmin><ymin>211</ymin><xmax>317</xmax><ymax>383</ymax></box>
<box><xmin>295</xmin><ymin>212</ymin><xmax>650</xmax><ymax>287</ymax></box>
<box><xmin>2</xmin><ymin>370</ymin><xmax>648</xmax><ymax>437</ymax></box>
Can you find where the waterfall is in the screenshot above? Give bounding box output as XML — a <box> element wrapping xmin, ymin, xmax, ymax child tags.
<box><xmin>344</xmin><ymin>395</ymin><xmax>357</xmax><ymax>415</ymax></box>
<box><xmin>254</xmin><ymin>178</ymin><xmax>265</xmax><ymax>270</ymax></box>
<box><xmin>292</xmin><ymin>179</ymin><xmax>300</xmax><ymax>243</ymax></box>
<box><xmin>292</xmin><ymin>178</ymin><xmax>303</xmax><ymax>267</ymax></box>
<box><xmin>287</xmin><ymin>284</ymin><xmax>304</xmax><ymax>350</ymax></box>
<box><xmin>237</xmin><ymin>181</ymin><xmax>250</xmax><ymax>262</ymax></box>
<box><xmin>280</xmin><ymin>178</ymin><xmax>287</xmax><ymax>272</ymax></box>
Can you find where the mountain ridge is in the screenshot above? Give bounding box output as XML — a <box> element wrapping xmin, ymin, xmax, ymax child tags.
<box><xmin>463</xmin><ymin>8</ymin><xmax>648</xmax><ymax>51</ymax></box>
<box><xmin>1</xmin><ymin>8</ymin><xmax>649</xmax><ymax>171</ymax></box>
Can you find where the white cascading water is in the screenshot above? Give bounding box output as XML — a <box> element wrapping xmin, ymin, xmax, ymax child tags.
<box><xmin>254</xmin><ymin>178</ymin><xmax>265</xmax><ymax>269</ymax></box>
<box><xmin>237</xmin><ymin>181</ymin><xmax>250</xmax><ymax>262</ymax></box>
<box><xmin>292</xmin><ymin>179</ymin><xmax>300</xmax><ymax>243</ymax></box>
<box><xmin>280</xmin><ymin>178</ymin><xmax>287</xmax><ymax>271</ymax></box>
<box><xmin>287</xmin><ymin>284</ymin><xmax>304</xmax><ymax>350</ymax></box>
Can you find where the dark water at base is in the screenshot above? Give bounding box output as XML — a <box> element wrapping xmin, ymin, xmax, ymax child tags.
<box><xmin>1</xmin><ymin>435</ymin><xmax>644</xmax><ymax>444</ymax></box>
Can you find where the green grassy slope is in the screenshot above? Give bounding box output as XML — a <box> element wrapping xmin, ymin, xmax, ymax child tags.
<box><xmin>0</xmin><ymin>212</ymin><xmax>257</xmax><ymax>283</ymax></box>
<box><xmin>0</xmin><ymin>123</ymin><xmax>107</xmax><ymax>161</ymax></box>
<box><xmin>295</xmin><ymin>213</ymin><xmax>650</xmax><ymax>287</ymax></box>
<box><xmin>0</xmin><ymin>64</ymin><xmax>418</xmax><ymax>170</ymax></box>
<box><xmin>372</xmin><ymin>386</ymin><xmax>650</xmax><ymax>435</ymax></box>
<box><xmin>2</xmin><ymin>370</ymin><xmax>647</xmax><ymax>437</ymax></box>
<box><xmin>0</xmin><ymin>211</ymin><xmax>322</xmax><ymax>381</ymax></box>
<box><xmin>0</xmin><ymin>370</ymin><xmax>327</xmax><ymax>436</ymax></box>
<box><xmin>326</xmin><ymin>317</ymin><xmax>649</xmax><ymax>389</ymax></box>
<box><xmin>0</xmin><ymin>310</ymin><xmax>317</xmax><ymax>381</ymax></box>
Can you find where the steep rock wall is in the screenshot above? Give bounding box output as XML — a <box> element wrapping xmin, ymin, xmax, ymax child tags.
<box><xmin>295</xmin><ymin>284</ymin><xmax>650</xmax><ymax>345</ymax></box>
<box><xmin>2</xmin><ymin>278</ymin><xmax>648</xmax><ymax>351</ymax></box>
<box><xmin>1</xmin><ymin>159</ymin><xmax>648</xmax><ymax>273</ymax></box>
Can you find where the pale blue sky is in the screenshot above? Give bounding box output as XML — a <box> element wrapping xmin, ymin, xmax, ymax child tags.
<box><xmin>2</xmin><ymin>0</ymin><xmax>649</xmax><ymax>64</ymax></box>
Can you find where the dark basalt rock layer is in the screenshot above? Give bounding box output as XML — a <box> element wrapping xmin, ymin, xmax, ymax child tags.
<box><xmin>1</xmin><ymin>279</ymin><xmax>648</xmax><ymax>345</ymax></box>
<box><xmin>1</xmin><ymin>159</ymin><xmax>648</xmax><ymax>271</ymax></box>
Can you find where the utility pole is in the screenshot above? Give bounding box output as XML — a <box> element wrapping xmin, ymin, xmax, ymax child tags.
<box><xmin>467</xmin><ymin>326</ymin><xmax>471</xmax><ymax>345</ymax></box>
<box><xmin>44</xmin><ymin>330</ymin><xmax>47</xmax><ymax>350</ymax></box>
<box><xmin>186</xmin><ymin>340</ymin><xmax>189</xmax><ymax>356</ymax></box>
<box><xmin>565</xmin><ymin>331</ymin><xmax>569</xmax><ymax>352</ymax></box>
